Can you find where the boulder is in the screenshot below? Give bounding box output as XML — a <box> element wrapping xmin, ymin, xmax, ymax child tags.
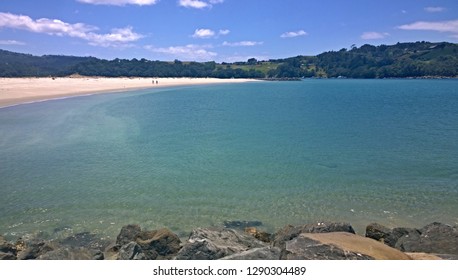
<box><xmin>118</xmin><ymin>242</ymin><xmax>146</xmax><ymax>260</ymax></box>
<box><xmin>273</xmin><ymin>222</ymin><xmax>356</xmax><ymax>248</ymax></box>
<box><xmin>116</xmin><ymin>224</ymin><xmax>142</xmax><ymax>247</ymax></box>
<box><xmin>365</xmin><ymin>223</ymin><xmax>418</xmax><ymax>248</ymax></box>
<box><xmin>175</xmin><ymin>227</ymin><xmax>266</xmax><ymax>260</ymax></box>
<box><xmin>244</xmin><ymin>227</ymin><xmax>272</xmax><ymax>243</ymax></box>
<box><xmin>115</xmin><ymin>225</ymin><xmax>181</xmax><ymax>260</ymax></box>
<box><xmin>136</xmin><ymin>228</ymin><xmax>181</xmax><ymax>260</ymax></box>
<box><xmin>20</xmin><ymin>231</ymin><xmax>113</xmax><ymax>260</ymax></box>
<box><xmin>104</xmin><ymin>243</ymin><xmax>120</xmax><ymax>260</ymax></box>
<box><xmin>282</xmin><ymin>234</ymin><xmax>370</xmax><ymax>260</ymax></box>
<box><xmin>395</xmin><ymin>222</ymin><xmax>458</xmax><ymax>255</ymax></box>
<box><xmin>37</xmin><ymin>247</ymin><xmax>104</xmax><ymax>260</ymax></box>
<box><xmin>365</xmin><ymin>223</ymin><xmax>391</xmax><ymax>242</ymax></box>
<box><xmin>220</xmin><ymin>247</ymin><xmax>281</xmax><ymax>260</ymax></box>
<box><xmin>12</xmin><ymin>231</ymin><xmax>111</xmax><ymax>260</ymax></box>
<box><xmin>0</xmin><ymin>236</ymin><xmax>17</xmax><ymax>260</ymax></box>
<box><xmin>282</xmin><ymin>232</ymin><xmax>411</xmax><ymax>260</ymax></box>
<box><xmin>16</xmin><ymin>239</ymin><xmax>56</xmax><ymax>260</ymax></box>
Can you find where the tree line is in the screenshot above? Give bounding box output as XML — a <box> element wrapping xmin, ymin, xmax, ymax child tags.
<box><xmin>1</xmin><ymin>41</ymin><xmax>457</xmax><ymax>78</ymax></box>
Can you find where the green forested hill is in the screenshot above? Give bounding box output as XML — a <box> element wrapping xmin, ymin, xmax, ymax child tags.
<box><xmin>316</xmin><ymin>41</ymin><xmax>458</xmax><ymax>78</ymax></box>
<box><xmin>1</xmin><ymin>41</ymin><xmax>457</xmax><ymax>78</ymax></box>
<box><xmin>0</xmin><ymin>49</ymin><xmax>96</xmax><ymax>77</ymax></box>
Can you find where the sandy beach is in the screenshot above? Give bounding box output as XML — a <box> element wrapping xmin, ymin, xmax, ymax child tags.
<box><xmin>0</xmin><ymin>77</ymin><xmax>257</xmax><ymax>108</ymax></box>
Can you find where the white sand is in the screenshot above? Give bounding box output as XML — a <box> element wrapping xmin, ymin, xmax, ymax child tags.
<box><xmin>0</xmin><ymin>77</ymin><xmax>257</xmax><ymax>108</ymax></box>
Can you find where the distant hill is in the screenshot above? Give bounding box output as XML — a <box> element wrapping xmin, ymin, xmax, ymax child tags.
<box><xmin>0</xmin><ymin>49</ymin><xmax>96</xmax><ymax>77</ymax></box>
<box><xmin>1</xmin><ymin>41</ymin><xmax>457</xmax><ymax>78</ymax></box>
<box><xmin>316</xmin><ymin>41</ymin><xmax>458</xmax><ymax>78</ymax></box>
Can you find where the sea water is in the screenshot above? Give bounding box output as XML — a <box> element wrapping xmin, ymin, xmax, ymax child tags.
<box><xmin>0</xmin><ymin>79</ymin><xmax>457</xmax><ymax>239</ymax></box>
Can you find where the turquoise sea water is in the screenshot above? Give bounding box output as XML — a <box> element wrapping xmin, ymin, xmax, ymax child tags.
<box><xmin>1</xmin><ymin>79</ymin><xmax>457</xmax><ymax>239</ymax></box>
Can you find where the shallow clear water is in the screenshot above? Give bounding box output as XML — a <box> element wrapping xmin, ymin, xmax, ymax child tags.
<box><xmin>1</xmin><ymin>79</ymin><xmax>457</xmax><ymax>239</ymax></box>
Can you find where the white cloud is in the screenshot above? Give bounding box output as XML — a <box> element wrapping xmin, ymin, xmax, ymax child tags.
<box><xmin>178</xmin><ymin>0</ymin><xmax>223</xmax><ymax>9</ymax></box>
<box><xmin>179</xmin><ymin>0</ymin><xmax>209</xmax><ymax>9</ymax></box>
<box><xmin>280</xmin><ymin>30</ymin><xmax>308</xmax><ymax>38</ymax></box>
<box><xmin>0</xmin><ymin>40</ymin><xmax>26</xmax><ymax>45</ymax></box>
<box><xmin>219</xmin><ymin>29</ymin><xmax>230</xmax><ymax>35</ymax></box>
<box><xmin>192</xmin><ymin>28</ymin><xmax>215</xmax><ymax>38</ymax></box>
<box><xmin>361</xmin><ymin>32</ymin><xmax>390</xmax><ymax>40</ymax></box>
<box><xmin>222</xmin><ymin>41</ymin><xmax>263</xmax><ymax>47</ymax></box>
<box><xmin>191</xmin><ymin>28</ymin><xmax>229</xmax><ymax>38</ymax></box>
<box><xmin>398</xmin><ymin>19</ymin><xmax>458</xmax><ymax>34</ymax></box>
<box><xmin>146</xmin><ymin>44</ymin><xmax>217</xmax><ymax>61</ymax></box>
<box><xmin>77</xmin><ymin>0</ymin><xmax>158</xmax><ymax>6</ymax></box>
<box><xmin>0</xmin><ymin>12</ymin><xmax>143</xmax><ymax>47</ymax></box>
<box><xmin>87</xmin><ymin>26</ymin><xmax>143</xmax><ymax>47</ymax></box>
<box><xmin>0</xmin><ymin>12</ymin><xmax>97</xmax><ymax>36</ymax></box>
<box><xmin>424</xmin><ymin>7</ymin><xmax>445</xmax><ymax>13</ymax></box>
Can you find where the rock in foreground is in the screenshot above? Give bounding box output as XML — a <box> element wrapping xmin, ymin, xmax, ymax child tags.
<box><xmin>1</xmin><ymin>221</ymin><xmax>456</xmax><ymax>260</ymax></box>
<box><xmin>175</xmin><ymin>227</ymin><xmax>266</xmax><ymax>260</ymax></box>
<box><xmin>366</xmin><ymin>222</ymin><xmax>458</xmax><ymax>259</ymax></box>
<box><xmin>282</xmin><ymin>232</ymin><xmax>411</xmax><ymax>260</ymax></box>
<box><xmin>114</xmin><ymin>225</ymin><xmax>181</xmax><ymax>260</ymax></box>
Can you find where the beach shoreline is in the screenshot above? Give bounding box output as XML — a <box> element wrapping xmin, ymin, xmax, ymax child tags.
<box><xmin>0</xmin><ymin>76</ymin><xmax>258</xmax><ymax>108</ymax></box>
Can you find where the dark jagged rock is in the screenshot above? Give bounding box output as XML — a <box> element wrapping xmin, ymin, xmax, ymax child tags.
<box><xmin>223</xmin><ymin>220</ymin><xmax>263</xmax><ymax>230</ymax></box>
<box><xmin>0</xmin><ymin>251</ymin><xmax>16</xmax><ymax>260</ymax></box>
<box><xmin>282</xmin><ymin>232</ymin><xmax>411</xmax><ymax>260</ymax></box>
<box><xmin>395</xmin><ymin>222</ymin><xmax>458</xmax><ymax>255</ymax></box>
<box><xmin>302</xmin><ymin>222</ymin><xmax>356</xmax><ymax>234</ymax></box>
<box><xmin>366</xmin><ymin>222</ymin><xmax>458</xmax><ymax>257</ymax></box>
<box><xmin>37</xmin><ymin>247</ymin><xmax>104</xmax><ymax>260</ymax></box>
<box><xmin>31</xmin><ymin>232</ymin><xmax>110</xmax><ymax>260</ymax></box>
<box><xmin>118</xmin><ymin>242</ymin><xmax>146</xmax><ymax>260</ymax></box>
<box><xmin>282</xmin><ymin>234</ymin><xmax>373</xmax><ymax>260</ymax></box>
<box><xmin>244</xmin><ymin>227</ymin><xmax>272</xmax><ymax>243</ymax></box>
<box><xmin>136</xmin><ymin>228</ymin><xmax>181</xmax><ymax>260</ymax></box>
<box><xmin>0</xmin><ymin>236</ymin><xmax>17</xmax><ymax>260</ymax></box>
<box><xmin>16</xmin><ymin>238</ymin><xmax>55</xmax><ymax>260</ymax></box>
<box><xmin>175</xmin><ymin>227</ymin><xmax>265</xmax><ymax>260</ymax></box>
<box><xmin>220</xmin><ymin>247</ymin><xmax>281</xmax><ymax>260</ymax></box>
<box><xmin>4</xmin><ymin>221</ymin><xmax>457</xmax><ymax>260</ymax></box>
<box><xmin>114</xmin><ymin>225</ymin><xmax>181</xmax><ymax>260</ymax></box>
<box><xmin>12</xmin><ymin>231</ymin><xmax>110</xmax><ymax>260</ymax></box>
<box><xmin>273</xmin><ymin>222</ymin><xmax>356</xmax><ymax>248</ymax></box>
<box><xmin>365</xmin><ymin>223</ymin><xmax>391</xmax><ymax>241</ymax></box>
<box><xmin>391</xmin><ymin>227</ymin><xmax>419</xmax><ymax>245</ymax></box>
<box><xmin>116</xmin><ymin>224</ymin><xmax>142</xmax><ymax>247</ymax></box>
<box><xmin>281</xmin><ymin>235</ymin><xmax>373</xmax><ymax>260</ymax></box>
<box><xmin>365</xmin><ymin>223</ymin><xmax>418</xmax><ymax>248</ymax></box>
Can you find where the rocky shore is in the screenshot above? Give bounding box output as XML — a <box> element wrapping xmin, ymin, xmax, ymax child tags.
<box><xmin>1</xmin><ymin>221</ymin><xmax>457</xmax><ymax>260</ymax></box>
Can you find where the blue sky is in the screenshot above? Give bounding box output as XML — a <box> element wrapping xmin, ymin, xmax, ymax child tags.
<box><xmin>0</xmin><ymin>0</ymin><xmax>457</xmax><ymax>62</ymax></box>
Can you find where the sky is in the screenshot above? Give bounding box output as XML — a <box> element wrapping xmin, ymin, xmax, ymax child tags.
<box><xmin>0</xmin><ymin>0</ymin><xmax>457</xmax><ymax>62</ymax></box>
